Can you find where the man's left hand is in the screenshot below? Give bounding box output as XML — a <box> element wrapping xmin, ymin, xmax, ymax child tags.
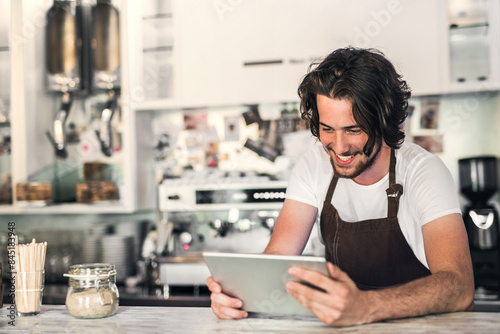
<box><xmin>286</xmin><ymin>262</ymin><xmax>374</xmax><ymax>327</ymax></box>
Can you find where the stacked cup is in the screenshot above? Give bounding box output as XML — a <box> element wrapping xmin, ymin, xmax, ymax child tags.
<box><xmin>13</xmin><ymin>237</ymin><xmax>47</xmax><ymax>316</ymax></box>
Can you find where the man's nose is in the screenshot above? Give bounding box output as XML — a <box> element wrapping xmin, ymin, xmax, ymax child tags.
<box><xmin>332</xmin><ymin>133</ymin><xmax>350</xmax><ymax>155</ymax></box>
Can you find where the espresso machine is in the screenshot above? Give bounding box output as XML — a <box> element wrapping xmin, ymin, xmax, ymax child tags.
<box><xmin>155</xmin><ymin>170</ymin><xmax>289</xmax><ymax>288</ymax></box>
<box><xmin>459</xmin><ymin>156</ymin><xmax>500</xmax><ymax>292</ymax></box>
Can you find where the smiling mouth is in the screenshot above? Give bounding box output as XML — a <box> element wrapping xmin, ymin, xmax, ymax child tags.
<box><xmin>334</xmin><ymin>153</ymin><xmax>356</xmax><ymax>166</ymax></box>
<box><xmin>325</xmin><ymin>145</ymin><xmax>358</xmax><ymax>165</ymax></box>
<box><xmin>336</xmin><ymin>154</ymin><xmax>354</xmax><ymax>161</ymax></box>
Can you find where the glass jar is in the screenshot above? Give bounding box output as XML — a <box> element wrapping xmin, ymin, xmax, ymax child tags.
<box><xmin>64</xmin><ymin>263</ymin><xmax>119</xmax><ymax>319</ymax></box>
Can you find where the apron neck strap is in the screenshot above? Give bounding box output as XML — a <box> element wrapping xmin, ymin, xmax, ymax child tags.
<box><xmin>325</xmin><ymin>174</ymin><xmax>338</xmax><ymax>204</ymax></box>
<box><xmin>389</xmin><ymin>148</ymin><xmax>396</xmax><ymax>185</ymax></box>
<box><xmin>386</xmin><ymin>148</ymin><xmax>403</xmax><ymax>218</ymax></box>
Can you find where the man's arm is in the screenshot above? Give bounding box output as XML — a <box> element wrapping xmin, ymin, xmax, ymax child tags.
<box><xmin>286</xmin><ymin>213</ymin><xmax>475</xmax><ymax>326</ymax></box>
<box><xmin>264</xmin><ymin>198</ymin><xmax>318</xmax><ymax>255</ymax></box>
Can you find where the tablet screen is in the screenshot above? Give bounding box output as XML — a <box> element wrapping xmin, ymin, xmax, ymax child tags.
<box><xmin>203</xmin><ymin>252</ymin><xmax>329</xmax><ymax>316</ymax></box>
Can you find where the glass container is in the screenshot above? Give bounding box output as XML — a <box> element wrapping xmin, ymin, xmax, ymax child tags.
<box><xmin>64</xmin><ymin>263</ymin><xmax>119</xmax><ymax>319</ymax></box>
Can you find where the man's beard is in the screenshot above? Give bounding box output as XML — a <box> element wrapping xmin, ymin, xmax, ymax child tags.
<box><xmin>328</xmin><ymin>143</ymin><xmax>382</xmax><ymax>179</ymax></box>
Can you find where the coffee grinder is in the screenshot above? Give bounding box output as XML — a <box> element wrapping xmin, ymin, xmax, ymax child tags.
<box><xmin>459</xmin><ymin>156</ymin><xmax>500</xmax><ymax>292</ymax></box>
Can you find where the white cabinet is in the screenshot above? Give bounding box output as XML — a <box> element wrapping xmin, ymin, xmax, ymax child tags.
<box><xmin>3</xmin><ymin>0</ymin><xmax>156</xmax><ymax>214</ymax></box>
<box><xmin>140</xmin><ymin>0</ymin><xmax>500</xmax><ymax>110</ymax></box>
<box><xmin>443</xmin><ymin>0</ymin><xmax>500</xmax><ymax>93</ymax></box>
<box><xmin>125</xmin><ymin>0</ymin><xmax>180</xmax><ymax>110</ymax></box>
<box><xmin>175</xmin><ymin>0</ymin><xmax>347</xmax><ymax>106</ymax></box>
<box><xmin>345</xmin><ymin>0</ymin><xmax>447</xmax><ymax>96</ymax></box>
<box><xmin>174</xmin><ymin>0</ymin><xmax>447</xmax><ymax>106</ymax></box>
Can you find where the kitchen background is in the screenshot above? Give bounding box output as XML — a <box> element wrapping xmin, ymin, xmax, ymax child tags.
<box><xmin>1</xmin><ymin>0</ymin><xmax>500</xmax><ymax>304</ymax></box>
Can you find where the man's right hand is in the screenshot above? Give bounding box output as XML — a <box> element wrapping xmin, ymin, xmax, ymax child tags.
<box><xmin>206</xmin><ymin>276</ymin><xmax>248</xmax><ymax>320</ymax></box>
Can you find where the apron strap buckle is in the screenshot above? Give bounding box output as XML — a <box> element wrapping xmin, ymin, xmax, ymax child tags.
<box><xmin>386</xmin><ymin>184</ymin><xmax>403</xmax><ymax>217</ymax></box>
<box><xmin>386</xmin><ymin>184</ymin><xmax>403</xmax><ymax>199</ymax></box>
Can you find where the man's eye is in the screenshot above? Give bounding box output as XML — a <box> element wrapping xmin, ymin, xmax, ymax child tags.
<box><xmin>321</xmin><ymin>127</ymin><xmax>333</xmax><ymax>132</ymax></box>
<box><xmin>348</xmin><ymin>129</ymin><xmax>361</xmax><ymax>134</ymax></box>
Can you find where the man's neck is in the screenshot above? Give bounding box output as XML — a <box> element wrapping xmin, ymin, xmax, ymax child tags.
<box><xmin>352</xmin><ymin>145</ymin><xmax>392</xmax><ymax>186</ymax></box>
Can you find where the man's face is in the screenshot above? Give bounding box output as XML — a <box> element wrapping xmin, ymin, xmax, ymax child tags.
<box><xmin>317</xmin><ymin>95</ymin><xmax>381</xmax><ymax>181</ymax></box>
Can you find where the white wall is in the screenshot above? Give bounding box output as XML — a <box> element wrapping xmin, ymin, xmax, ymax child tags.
<box><xmin>411</xmin><ymin>92</ymin><xmax>500</xmax><ymax>209</ymax></box>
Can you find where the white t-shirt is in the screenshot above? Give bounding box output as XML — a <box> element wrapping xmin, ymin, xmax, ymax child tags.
<box><xmin>285</xmin><ymin>141</ymin><xmax>461</xmax><ymax>268</ymax></box>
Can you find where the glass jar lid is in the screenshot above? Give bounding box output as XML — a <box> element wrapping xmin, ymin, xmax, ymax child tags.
<box><xmin>64</xmin><ymin>263</ymin><xmax>116</xmax><ymax>279</ymax></box>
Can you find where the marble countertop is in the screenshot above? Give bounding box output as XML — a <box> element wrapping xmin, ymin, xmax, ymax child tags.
<box><xmin>3</xmin><ymin>283</ymin><xmax>212</xmax><ymax>308</ymax></box>
<box><xmin>1</xmin><ymin>305</ymin><xmax>499</xmax><ymax>333</ymax></box>
<box><xmin>39</xmin><ymin>283</ymin><xmax>212</xmax><ymax>307</ymax></box>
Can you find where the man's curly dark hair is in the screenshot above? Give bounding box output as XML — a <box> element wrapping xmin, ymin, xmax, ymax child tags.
<box><xmin>298</xmin><ymin>47</ymin><xmax>411</xmax><ymax>156</ymax></box>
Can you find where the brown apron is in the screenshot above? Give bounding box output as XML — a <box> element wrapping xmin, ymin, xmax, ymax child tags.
<box><xmin>320</xmin><ymin>149</ymin><xmax>431</xmax><ymax>290</ymax></box>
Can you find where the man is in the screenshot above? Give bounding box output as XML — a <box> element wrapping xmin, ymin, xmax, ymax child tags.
<box><xmin>207</xmin><ymin>47</ymin><xmax>474</xmax><ymax>327</ymax></box>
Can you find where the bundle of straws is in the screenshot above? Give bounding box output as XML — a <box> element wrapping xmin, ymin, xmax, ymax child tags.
<box><xmin>13</xmin><ymin>236</ymin><xmax>47</xmax><ymax>313</ymax></box>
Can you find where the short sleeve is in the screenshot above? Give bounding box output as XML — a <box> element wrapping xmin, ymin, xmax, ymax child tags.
<box><xmin>405</xmin><ymin>154</ymin><xmax>461</xmax><ymax>226</ymax></box>
<box><xmin>285</xmin><ymin>147</ymin><xmax>324</xmax><ymax>208</ymax></box>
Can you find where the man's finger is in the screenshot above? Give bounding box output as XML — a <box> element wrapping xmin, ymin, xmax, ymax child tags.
<box><xmin>327</xmin><ymin>262</ymin><xmax>350</xmax><ymax>283</ymax></box>
<box><xmin>206</xmin><ymin>276</ymin><xmax>221</xmax><ymax>293</ymax></box>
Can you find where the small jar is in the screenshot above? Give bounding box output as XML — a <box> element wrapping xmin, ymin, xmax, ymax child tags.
<box><xmin>64</xmin><ymin>263</ymin><xmax>119</xmax><ymax>319</ymax></box>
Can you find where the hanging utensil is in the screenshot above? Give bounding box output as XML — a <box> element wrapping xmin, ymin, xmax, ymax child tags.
<box><xmin>91</xmin><ymin>0</ymin><xmax>120</xmax><ymax>156</ymax></box>
<box><xmin>45</xmin><ymin>0</ymin><xmax>81</xmax><ymax>159</ymax></box>
<box><xmin>46</xmin><ymin>92</ymin><xmax>73</xmax><ymax>159</ymax></box>
<box><xmin>95</xmin><ymin>90</ymin><xmax>117</xmax><ymax>157</ymax></box>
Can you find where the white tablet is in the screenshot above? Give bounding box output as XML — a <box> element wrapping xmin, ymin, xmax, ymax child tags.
<box><xmin>203</xmin><ymin>252</ymin><xmax>329</xmax><ymax>317</ymax></box>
